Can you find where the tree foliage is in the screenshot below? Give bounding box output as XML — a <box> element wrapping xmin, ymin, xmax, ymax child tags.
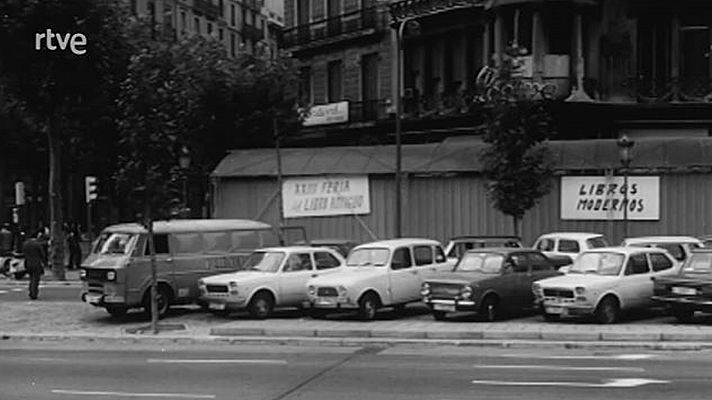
<box><xmin>478</xmin><ymin>46</ymin><xmax>556</xmax><ymax>235</ymax></box>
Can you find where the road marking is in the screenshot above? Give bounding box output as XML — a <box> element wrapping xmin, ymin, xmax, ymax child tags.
<box><xmin>473</xmin><ymin>364</ymin><xmax>645</xmax><ymax>372</ymax></box>
<box><xmin>51</xmin><ymin>389</ymin><xmax>215</xmax><ymax>398</ymax></box>
<box><xmin>12</xmin><ymin>288</ymin><xmax>23</xmax><ymax>292</ymax></box>
<box><xmin>146</xmin><ymin>358</ymin><xmax>288</xmax><ymax>365</ymax></box>
<box><xmin>0</xmin><ymin>290</ymin><xmax>7</xmax><ymax>294</ymax></box>
<box><xmin>501</xmin><ymin>354</ymin><xmax>656</xmax><ymax>360</ymax></box>
<box><xmin>471</xmin><ymin>378</ymin><xmax>669</xmax><ymax>388</ymax></box>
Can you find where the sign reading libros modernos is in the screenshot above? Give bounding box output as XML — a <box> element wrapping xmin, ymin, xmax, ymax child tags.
<box><xmin>282</xmin><ymin>175</ymin><xmax>370</xmax><ymax>218</ymax></box>
<box><xmin>561</xmin><ymin>176</ymin><xmax>660</xmax><ymax>220</ymax></box>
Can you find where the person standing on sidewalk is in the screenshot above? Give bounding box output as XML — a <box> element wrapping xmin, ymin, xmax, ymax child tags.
<box><xmin>22</xmin><ymin>231</ymin><xmax>47</xmax><ymax>300</ymax></box>
<box><xmin>66</xmin><ymin>222</ymin><xmax>82</xmax><ymax>270</ymax></box>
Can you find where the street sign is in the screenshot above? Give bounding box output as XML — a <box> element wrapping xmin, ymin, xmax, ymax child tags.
<box><xmin>85</xmin><ymin>176</ymin><xmax>98</xmax><ymax>203</ymax></box>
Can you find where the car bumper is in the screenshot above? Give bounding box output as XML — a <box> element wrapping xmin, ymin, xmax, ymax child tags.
<box><xmin>81</xmin><ymin>292</ymin><xmax>126</xmax><ymax>307</ymax></box>
<box><xmin>652</xmin><ymin>295</ymin><xmax>712</xmax><ymax>312</ymax></box>
<box><xmin>540</xmin><ymin>301</ymin><xmax>595</xmax><ymax>316</ymax></box>
<box><xmin>199</xmin><ymin>295</ymin><xmax>248</xmax><ymax>311</ymax></box>
<box><xmin>424</xmin><ymin>298</ymin><xmax>477</xmax><ymax>312</ymax></box>
<box><xmin>304</xmin><ymin>297</ymin><xmax>358</xmax><ymax>310</ymax></box>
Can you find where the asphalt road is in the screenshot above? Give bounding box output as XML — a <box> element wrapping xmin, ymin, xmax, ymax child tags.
<box><xmin>0</xmin><ymin>283</ymin><xmax>81</xmax><ymax>302</ymax></box>
<box><xmin>1</xmin><ymin>342</ymin><xmax>711</xmax><ymax>400</ymax></box>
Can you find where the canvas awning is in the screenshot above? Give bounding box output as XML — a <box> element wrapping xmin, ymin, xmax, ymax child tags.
<box><xmin>212</xmin><ymin>137</ymin><xmax>712</xmax><ymax>178</ymax></box>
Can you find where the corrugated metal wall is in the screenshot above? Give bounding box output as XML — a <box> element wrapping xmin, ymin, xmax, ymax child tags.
<box><xmin>214</xmin><ymin>173</ymin><xmax>712</xmax><ymax>246</ymax></box>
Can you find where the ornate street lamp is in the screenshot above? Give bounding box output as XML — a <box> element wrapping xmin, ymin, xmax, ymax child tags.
<box><xmin>393</xmin><ymin>17</ymin><xmax>421</xmax><ymax>238</ymax></box>
<box><xmin>617</xmin><ymin>134</ymin><xmax>635</xmax><ymax>239</ymax></box>
<box><xmin>179</xmin><ymin>146</ymin><xmax>191</xmax><ymax>217</ymax></box>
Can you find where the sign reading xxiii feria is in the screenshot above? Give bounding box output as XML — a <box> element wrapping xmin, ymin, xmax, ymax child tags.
<box><xmin>282</xmin><ymin>175</ymin><xmax>371</xmax><ymax>218</ymax></box>
<box><xmin>561</xmin><ymin>176</ymin><xmax>660</xmax><ymax>220</ymax></box>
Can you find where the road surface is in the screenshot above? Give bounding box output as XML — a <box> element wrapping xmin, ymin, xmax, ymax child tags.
<box><xmin>0</xmin><ymin>283</ymin><xmax>80</xmax><ymax>302</ymax></box>
<box><xmin>1</xmin><ymin>342</ymin><xmax>710</xmax><ymax>400</ymax></box>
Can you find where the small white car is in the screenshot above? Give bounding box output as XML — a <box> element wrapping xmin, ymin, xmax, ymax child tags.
<box><xmin>621</xmin><ymin>236</ymin><xmax>703</xmax><ymax>264</ymax></box>
<box><xmin>305</xmin><ymin>238</ymin><xmax>454</xmax><ymax>320</ymax></box>
<box><xmin>198</xmin><ymin>246</ymin><xmax>346</xmax><ymax>319</ymax></box>
<box><xmin>533</xmin><ymin>232</ymin><xmax>609</xmax><ymax>268</ymax></box>
<box><xmin>533</xmin><ymin>247</ymin><xmax>679</xmax><ymax>324</ymax></box>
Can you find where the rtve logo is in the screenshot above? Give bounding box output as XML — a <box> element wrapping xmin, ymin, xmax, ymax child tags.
<box><xmin>35</xmin><ymin>29</ymin><xmax>87</xmax><ymax>55</ymax></box>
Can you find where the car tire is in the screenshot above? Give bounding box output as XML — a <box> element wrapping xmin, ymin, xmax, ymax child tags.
<box><xmin>594</xmin><ymin>296</ymin><xmax>619</xmax><ymax>324</ymax></box>
<box><xmin>106</xmin><ymin>306</ymin><xmax>128</xmax><ymax>318</ymax></box>
<box><xmin>357</xmin><ymin>293</ymin><xmax>379</xmax><ymax>321</ymax></box>
<box><xmin>247</xmin><ymin>292</ymin><xmax>274</xmax><ymax>319</ymax></box>
<box><xmin>671</xmin><ymin>306</ymin><xmax>695</xmax><ymax>323</ymax></box>
<box><xmin>480</xmin><ymin>295</ymin><xmax>501</xmax><ymax>322</ymax></box>
<box><xmin>0</xmin><ymin>260</ymin><xmax>10</xmax><ymax>277</ymax></box>
<box><xmin>143</xmin><ymin>285</ymin><xmax>171</xmax><ymax>319</ymax></box>
<box><xmin>432</xmin><ymin>310</ymin><xmax>447</xmax><ymax>321</ymax></box>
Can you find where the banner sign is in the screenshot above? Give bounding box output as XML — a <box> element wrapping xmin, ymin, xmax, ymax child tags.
<box><xmin>282</xmin><ymin>175</ymin><xmax>370</xmax><ymax>218</ymax></box>
<box><xmin>302</xmin><ymin>101</ymin><xmax>349</xmax><ymax>126</ymax></box>
<box><xmin>561</xmin><ymin>176</ymin><xmax>660</xmax><ymax>220</ymax></box>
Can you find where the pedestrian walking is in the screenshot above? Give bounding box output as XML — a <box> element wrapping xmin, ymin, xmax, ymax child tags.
<box><xmin>22</xmin><ymin>231</ymin><xmax>47</xmax><ymax>300</ymax></box>
<box><xmin>66</xmin><ymin>222</ymin><xmax>82</xmax><ymax>270</ymax></box>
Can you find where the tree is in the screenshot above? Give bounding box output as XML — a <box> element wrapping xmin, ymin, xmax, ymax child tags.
<box><xmin>0</xmin><ymin>0</ymin><xmax>133</xmax><ymax>279</ymax></box>
<box><xmin>478</xmin><ymin>46</ymin><xmax>557</xmax><ymax>236</ymax></box>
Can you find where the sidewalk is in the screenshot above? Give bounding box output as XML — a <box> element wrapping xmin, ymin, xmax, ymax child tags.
<box><xmin>0</xmin><ymin>268</ymin><xmax>82</xmax><ymax>286</ymax></box>
<box><xmin>2</xmin><ymin>300</ymin><xmax>712</xmax><ymax>349</ymax></box>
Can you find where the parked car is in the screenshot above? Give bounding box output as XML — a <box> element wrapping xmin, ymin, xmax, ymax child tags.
<box><xmin>533</xmin><ymin>247</ymin><xmax>679</xmax><ymax>324</ymax></box>
<box><xmin>533</xmin><ymin>232</ymin><xmax>609</xmax><ymax>269</ymax></box>
<box><xmin>422</xmin><ymin>248</ymin><xmax>562</xmax><ymax>321</ymax></box>
<box><xmin>699</xmin><ymin>235</ymin><xmax>712</xmax><ymax>248</ymax></box>
<box><xmin>652</xmin><ymin>248</ymin><xmax>712</xmax><ymax>322</ymax></box>
<box><xmin>621</xmin><ymin>236</ymin><xmax>703</xmax><ymax>264</ymax></box>
<box><xmin>305</xmin><ymin>238</ymin><xmax>453</xmax><ymax>320</ymax></box>
<box><xmin>443</xmin><ymin>236</ymin><xmax>523</xmax><ymax>263</ymax></box>
<box><xmin>199</xmin><ymin>246</ymin><xmax>345</xmax><ymax>319</ymax></box>
<box><xmin>294</xmin><ymin>239</ymin><xmax>359</xmax><ymax>258</ymax></box>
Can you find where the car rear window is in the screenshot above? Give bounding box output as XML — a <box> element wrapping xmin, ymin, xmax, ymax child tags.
<box><xmin>558</xmin><ymin>240</ymin><xmax>580</xmax><ymax>253</ymax></box>
<box><xmin>586</xmin><ymin>237</ymin><xmax>609</xmax><ymax>248</ymax></box>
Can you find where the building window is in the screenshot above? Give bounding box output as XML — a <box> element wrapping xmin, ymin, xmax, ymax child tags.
<box><xmin>361</xmin><ymin>52</ymin><xmax>379</xmax><ymax>119</ymax></box>
<box><xmin>219</xmin><ymin>28</ymin><xmax>224</xmax><ymax>41</ymax></box>
<box><xmin>208</xmin><ymin>22</ymin><xmax>213</xmax><ymax>35</ymax></box>
<box><xmin>230</xmin><ymin>33</ymin><xmax>236</xmax><ymax>57</ymax></box>
<box><xmin>194</xmin><ymin>17</ymin><xmax>200</xmax><ymax>33</ymax></box>
<box><xmin>327</xmin><ymin>60</ymin><xmax>343</xmax><ymax>102</ymax></box>
<box><xmin>163</xmin><ymin>4</ymin><xmax>174</xmax><ymax>29</ymax></box>
<box><xmin>181</xmin><ymin>10</ymin><xmax>187</xmax><ymax>33</ymax></box>
<box><xmin>299</xmin><ymin>66</ymin><xmax>312</xmax><ymax>104</ymax></box>
<box><xmin>243</xmin><ymin>7</ymin><xmax>249</xmax><ymax>26</ymax></box>
<box><xmin>230</xmin><ymin>4</ymin><xmax>236</xmax><ymax>26</ymax></box>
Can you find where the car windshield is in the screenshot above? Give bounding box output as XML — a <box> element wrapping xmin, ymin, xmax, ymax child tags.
<box><xmin>346</xmin><ymin>248</ymin><xmax>389</xmax><ymax>267</ymax></box>
<box><xmin>683</xmin><ymin>253</ymin><xmax>712</xmax><ymax>273</ymax></box>
<box><xmin>568</xmin><ymin>252</ymin><xmax>624</xmax><ymax>276</ymax></box>
<box><xmin>242</xmin><ymin>251</ymin><xmax>285</xmax><ymax>273</ymax></box>
<box><xmin>456</xmin><ymin>252</ymin><xmax>504</xmax><ymax>274</ymax></box>
<box><xmin>94</xmin><ymin>233</ymin><xmax>136</xmax><ymax>255</ymax></box>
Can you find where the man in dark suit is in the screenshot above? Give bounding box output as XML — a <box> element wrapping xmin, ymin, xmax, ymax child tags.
<box><xmin>23</xmin><ymin>231</ymin><xmax>47</xmax><ymax>300</ymax></box>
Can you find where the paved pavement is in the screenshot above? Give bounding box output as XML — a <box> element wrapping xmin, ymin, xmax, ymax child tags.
<box><xmin>0</xmin><ymin>268</ymin><xmax>82</xmax><ymax>287</ymax></box>
<box><xmin>3</xmin><ymin>342</ymin><xmax>711</xmax><ymax>400</ymax></box>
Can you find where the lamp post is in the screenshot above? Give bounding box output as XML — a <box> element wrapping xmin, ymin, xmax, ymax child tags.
<box><xmin>179</xmin><ymin>146</ymin><xmax>191</xmax><ymax>217</ymax></box>
<box><xmin>617</xmin><ymin>135</ymin><xmax>635</xmax><ymax>239</ymax></box>
<box><xmin>393</xmin><ymin>17</ymin><xmax>420</xmax><ymax>238</ymax></box>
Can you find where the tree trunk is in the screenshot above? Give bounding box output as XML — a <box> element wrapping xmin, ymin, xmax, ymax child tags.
<box><xmin>145</xmin><ymin>201</ymin><xmax>159</xmax><ymax>334</ymax></box>
<box><xmin>47</xmin><ymin>118</ymin><xmax>65</xmax><ymax>281</ymax></box>
<box><xmin>512</xmin><ymin>215</ymin><xmax>521</xmax><ymax>238</ymax></box>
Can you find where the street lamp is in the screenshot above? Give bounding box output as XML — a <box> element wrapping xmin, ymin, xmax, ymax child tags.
<box><xmin>393</xmin><ymin>17</ymin><xmax>421</xmax><ymax>238</ymax></box>
<box><xmin>617</xmin><ymin>134</ymin><xmax>635</xmax><ymax>239</ymax></box>
<box><xmin>179</xmin><ymin>146</ymin><xmax>191</xmax><ymax>217</ymax></box>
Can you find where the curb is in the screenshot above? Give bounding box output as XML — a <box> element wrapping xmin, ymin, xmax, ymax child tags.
<box><xmin>3</xmin><ymin>331</ymin><xmax>712</xmax><ymax>350</ymax></box>
<box><xmin>209</xmin><ymin>326</ymin><xmax>712</xmax><ymax>343</ymax></box>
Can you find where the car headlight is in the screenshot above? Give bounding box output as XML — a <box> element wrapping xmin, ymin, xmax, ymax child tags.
<box><xmin>460</xmin><ymin>285</ymin><xmax>473</xmax><ymax>299</ymax></box>
<box><xmin>106</xmin><ymin>271</ymin><xmax>116</xmax><ymax>281</ymax></box>
<box><xmin>308</xmin><ymin>285</ymin><xmax>316</xmax><ymax>296</ymax></box>
<box><xmin>80</xmin><ymin>269</ymin><xmax>87</xmax><ymax>280</ymax></box>
<box><xmin>420</xmin><ymin>282</ymin><xmax>430</xmax><ymax>296</ymax></box>
<box><xmin>337</xmin><ymin>285</ymin><xmax>348</xmax><ymax>297</ymax></box>
<box><xmin>229</xmin><ymin>281</ymin><xmax>238</xmax><ymax>295</ymax></box>
<box><xmin>574</xmin><ymin>286</ymin><xmax>586</xmax><ymax>295</ymax></box>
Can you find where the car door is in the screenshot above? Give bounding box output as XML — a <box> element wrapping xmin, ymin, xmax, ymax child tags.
<box><xmin>618</xmin><ymin>253</ymin><xmax>653</xmax><ymax>309</ymax></box>
<box><xmin>278</xmin><ymin>252</ymin><xmax>314</xmax><ymax>306</ymax></box>
<box><xmin>507</xmin><ymin>252</ymin><xmax>532</xmax><ymax>308</ymax></box>
<box><xmin>648</xmin><ymin>252</ymin><xmax>677</xmax><ymax>306</ymax></box>
<box><xmin>388</xmin><ymin>247</ymin><xmax>420</xmax><ymax>304</ymax></box>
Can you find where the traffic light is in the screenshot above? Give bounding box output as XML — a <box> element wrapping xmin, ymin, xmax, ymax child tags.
<box><xmin>85</xmin><ymin>176</ymin><xmax>98</xmax><ymax>203</ymax></box>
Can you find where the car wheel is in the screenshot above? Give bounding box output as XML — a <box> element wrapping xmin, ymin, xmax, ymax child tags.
<box><xmin>247</xmin><ymin>292</ymin><xmax>274</xmax><ymax>319</ymax></box>
<box><xmin>432</xmin><ymin>310</ymin><xmax>447</xmax><ymax>321</ymax></box>
<box><xmin>671</xmin><ymin>306</ymin><xmax>695</xmax><ymax>323</ymax></box>
<box><xmin>480</xmin><ymin>295</ymin><xmax>501</xmax><ymax>322</ymax></box>
<box><xmin>106</xmin><ymin>306</ymin><xmax>128</xmax><ymax>318</ymax></box>
<box><xmin>594</xmin><ymin>296</ymin><xmax>619</xmax><ymax>324</ymax></box>
<box><xmin>0</xmin><ymin>260</ymin><xmax>10</xmax><ymax>277</ymax></box>
<box><xmin>143</xmin><ymin>285</ymin><xmax>171</xmax><ymax>319</ymax></box>
<box><xmin>357</xmin><ymin>293</ymin><xmax>379</xmax><ymax>321</ymax></box>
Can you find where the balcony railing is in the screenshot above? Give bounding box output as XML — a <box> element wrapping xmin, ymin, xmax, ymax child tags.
<box><xmin>390</xmin><ymin>0</ymin><xmax>482</xmax><ymax>23</ymax></box>
<box><xmin>597</xmin><ymin>76</ymin><xmax>712</xmax><ymax>103</ymax></box>
<box><xmin>283</xmin><ymin>7</ymin><xmax>379</xmax><ymax>48</ymax></box>
<box><xmin>194</xmin><ymin>0</ymin><xmax>221</xmax><ymax>20</ymax></box>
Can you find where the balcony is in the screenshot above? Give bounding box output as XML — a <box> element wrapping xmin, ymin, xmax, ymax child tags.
<box><xmin>194</xmin><ymin>0</ymin><xmax>221</xmax><ymax>20</ymax></box>
<box><xmin>283</xmin><ymin>7</ymin><xmax>380</xmax><ymax>49</ymax></box>
<box><xmin>390</xmin><ymin>0</ymin><xmax>482</xmax><ymax>22</ymax></box>
<box><xmin>242</xmin><ymin>25</ymin><xmax>264</xmax><ymax>41</ymax></box>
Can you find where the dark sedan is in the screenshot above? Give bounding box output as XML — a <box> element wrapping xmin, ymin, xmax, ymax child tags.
<box><xmin>421</xmin><ymin>248</ymin><xmax>562</xmax><ymax>321</ymax></box>
<box><xmin>652</xmin><ymin>248</ymin><xmax>712</xmax><ymax>322</ymax></box>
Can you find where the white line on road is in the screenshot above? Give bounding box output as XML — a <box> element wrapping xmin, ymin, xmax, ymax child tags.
<box><xmin>471</xmin><ymin>378</ymin><xmax>669</xmax><ymax>388</ymax></box>
<box><xmin>473</xmin><ymin>364</ymin><xmax>645</xmax><ymax>372</ymax></box>
<box><xmin>501</xmin><ymin>354</ymin><xmax>656</xmax><ymax>360</ymax></box>
<box><xmin>0</xmin><ymin>290</ymin><xmax>7</xmax><ymax>294</ymax></box>
<box><xmin>146</xmin><ymin>358</ymin><xmax>288</xmax><ymax>365</ymax></box>
<box><xmin>11</xmin><ymin>288</ymin><xmax>23</xmax><ymax>292</ymax></box>
<box><xmin>51</xmin><ymin>389</ymin><xmax>215</xmax><ymax>398</ymax></box>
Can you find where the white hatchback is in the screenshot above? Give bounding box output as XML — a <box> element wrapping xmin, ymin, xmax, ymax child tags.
<box><xmin>199</xmin><ymin>246</ymin><xmax>345</xmax><ymax>319</ymax></box>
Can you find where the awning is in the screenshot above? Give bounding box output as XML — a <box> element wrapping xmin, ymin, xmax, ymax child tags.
<box><xmin>212</xmin><ymin>137</ymin><xmax>712</xmax><ymax>178</ymax></box>
<box><xmin>484</xmin><ymin>0</ymin><xmax>598</xmax><ymax>8</ymax></box>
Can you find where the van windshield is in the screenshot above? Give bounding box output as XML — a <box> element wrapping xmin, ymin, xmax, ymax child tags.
<box><xmin>347</xmin><ymin>248</ymin><xmax>389</xmax><ymax>267</ymax></box>
<box><xmin>242</xmin><ymin>251</ymin><xmax>285</xmax><ymax>273</ymax></box>
<box><xmin>94</xmin><ymin>233</ymin><xmax>136</xmax><ymax>255</ymax></box>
